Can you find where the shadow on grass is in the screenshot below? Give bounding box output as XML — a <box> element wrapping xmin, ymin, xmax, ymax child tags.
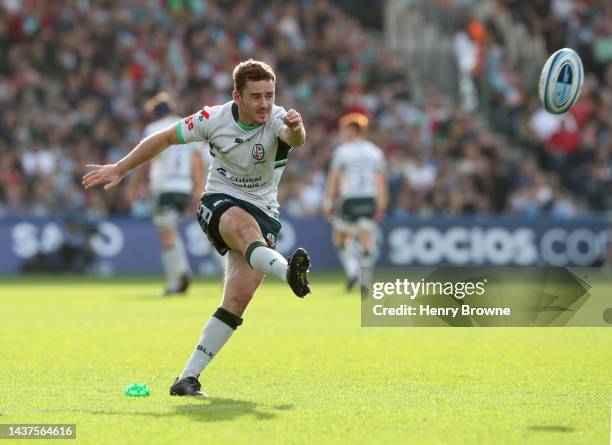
<box><xmin>528</xmin><ymin>425</ymin><xmax>575</xmax><ymax>433</ymax></box>
<box><xmin>42</xmin><ymin>399</ymin><xmax>292</xmax><ymax>422</ymax></box>
<box><xmin>170</xmin><ymin>398</ymin><xmax>280</xmax><ymax>421</ymax></box>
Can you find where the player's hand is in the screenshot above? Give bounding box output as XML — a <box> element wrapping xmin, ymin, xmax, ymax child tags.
<box><xmin>283</xmin><ymin>109</ymin><xmax>303</xmax><ymax>131</ymax></box>
<box><xmin>82</xmin><ymin>164</ymin><xmax>124</xmax><ymax>191</ymax></box>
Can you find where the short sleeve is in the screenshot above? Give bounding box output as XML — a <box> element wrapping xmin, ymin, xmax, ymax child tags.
<box><xmin>375</xmin><ymin>148</ymin><xmax>387</xmax><ymax>172</ymax></box>
<box><xmin>185</xmin><ymin>141</ymin><xmax>203</xmax><ymax>153</ymax></box>
<box><xmin>176</xmin><ymin>107</ymin><xmax>212</xmax><ymax>144</ymax></box>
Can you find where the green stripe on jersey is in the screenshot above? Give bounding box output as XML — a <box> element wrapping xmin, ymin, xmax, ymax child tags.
<box><xmin>274</xmin><ymin>159</ymin><xmax>287</xmax><ymax>169</ymax></box>
<box><xmin>176</xmin><ymin>122</ymin><xmax>186</xmax><ymax>144</ymax></box>
<box><xmin>236</xmin><ymin>119</ymin><xmax>262</xmax><ymax>131</ymax></box>
<box><xmin>231</xmin><ymin>102</ymin><xmax>262</xmax><ymax>131</ymax></box>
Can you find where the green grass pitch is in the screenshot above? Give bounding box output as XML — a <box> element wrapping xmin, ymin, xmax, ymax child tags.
<box><xmin>0</xmin><ymin>274</ymin><xmax>610</xmax><ymax>444</ymax></box>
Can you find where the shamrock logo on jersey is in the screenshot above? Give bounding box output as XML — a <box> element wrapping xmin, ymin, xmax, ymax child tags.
<box><xmin>251</xmin><ymin>144</ymin><xmax>265</xmax><ymax>161</ymax></box>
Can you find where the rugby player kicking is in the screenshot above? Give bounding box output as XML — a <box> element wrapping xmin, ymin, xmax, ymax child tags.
<box><xmin>83</xmin><ymin>60</ymin><xmax>311</xmax><ymax>396</ymax></box>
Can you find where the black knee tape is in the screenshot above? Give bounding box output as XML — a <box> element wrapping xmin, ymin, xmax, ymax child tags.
<box><xmin>245</xmin><ymin>241</ymin><xmax>268</xmax><ymax>269</ymax></box>
<box><xmin>213</xmin><ymin>307</ymin><xmax>243</xmax><ymax>330</ymax></box>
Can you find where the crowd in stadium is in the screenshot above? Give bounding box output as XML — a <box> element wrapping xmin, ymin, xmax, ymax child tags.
<box><xmin>0</xmin><ymin>0</ymin><xmax>610</xmax><ymax>220</ymax></box>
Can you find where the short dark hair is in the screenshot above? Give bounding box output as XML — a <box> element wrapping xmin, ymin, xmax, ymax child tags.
<box><xmin>233</xmin><ymin>59</ymin><xmax>276</xmax><ymax>94</ymax></box>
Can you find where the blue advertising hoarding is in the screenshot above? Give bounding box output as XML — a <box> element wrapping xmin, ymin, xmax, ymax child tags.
<box><xmin>0</xmin><ymin>216</ymin><xmax>608</xmax><ymax>275</ymax></box>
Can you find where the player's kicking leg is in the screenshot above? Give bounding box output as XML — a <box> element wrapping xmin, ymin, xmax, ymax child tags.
<box><xmin>170</xmin><ymin>205</ymin><xmax>310</xmax><ymax>396</ymax></box>
<box><xmin>219</xmin><ymin>206</ymin><xmax>311</xmax><ymax>298</ymax></box>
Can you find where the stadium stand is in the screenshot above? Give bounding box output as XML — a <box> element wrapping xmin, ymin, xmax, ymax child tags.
<box><xmin>0</xmin><ymin>0</ymin><xmax>609</xmax><ymax>220</ymax></box>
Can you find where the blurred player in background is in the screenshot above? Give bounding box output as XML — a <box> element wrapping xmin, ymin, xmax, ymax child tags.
<box><xmin>83</xmin><ymin>60</ymin><xmax>310</xmax><ymax>397</ymax></box>
<box><xmin>128</xmin><ymin>93</ymin><xmax>205</xmax><ymax>296</ymax></box>
<box><xmin>323</xmin><ymin>113</ymin><xmax>388</xmax><ymax>291</ymax></box>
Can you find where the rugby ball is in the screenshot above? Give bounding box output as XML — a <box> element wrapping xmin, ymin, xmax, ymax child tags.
<box><xmin>538</xmin><ymin>48</ymin><xmax>584</xmax><ymax>114</ymax></box>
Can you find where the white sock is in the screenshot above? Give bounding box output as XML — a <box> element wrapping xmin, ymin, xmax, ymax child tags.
<box><xmin>245</xmin><ymin>241</ymin><xmax>288</xmax><ymax>282</ymax></box>
<box><xmin>337</xmin><ymin>246</ymin><xmax>350</xmax><ymax>275</ymax></box>
<box><xmin>174</xmin><ymin>234</ymin><xmax>191</xmax><ymax>276</ymax></box>
<box><xmin>161</xmin><ymin>235</ymin><xmax>191</xmax><ymax>290</ymax></box>
<box><xmin>344</xmin><ymin>241</ymin><xmax>362</xmax><ymax>279</ymax></box>
<box><xmin>359</xmin><ymin>246</ymin><xmax>378</xmax><ymax>287</ymax></box>
<box><xmin>160</xmin><ymin>247</ymin><xmax>179</xmax><ymax>290</ymax></box>
<box><xmin>179</xmin><ymin>308</ymin><xmax>242</xmax><ymax>379</ymax></box>
<box><xmin>339</xmin><ymin>246</ymin><xmax>359</xmax><ymax>280</ymax></box>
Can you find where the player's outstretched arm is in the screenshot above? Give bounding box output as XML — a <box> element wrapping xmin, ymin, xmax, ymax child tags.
<box><xmin>82</xmin><ymin>125</ymin><xmax>180</xmax><ymax>191</ymax></box>
<box><xmin>280</xmin><ymin>109</ymin><xmax>306</xmax><ymax>147</ymax></box>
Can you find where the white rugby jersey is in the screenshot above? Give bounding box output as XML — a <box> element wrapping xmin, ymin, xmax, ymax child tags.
<box><xmin>177</xmin><ymin>101</ymin><xmax>291</xmax><ymax>219</ymax></box>
<box><xmin>330</xmin><ymin>139</ymin><xmax>386</xmax><ymax>200</ymax></box>
<box><xmin>144</xmin><ymin>115</ymin><xmax>201</xmax><ymax>195</ymax></box>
